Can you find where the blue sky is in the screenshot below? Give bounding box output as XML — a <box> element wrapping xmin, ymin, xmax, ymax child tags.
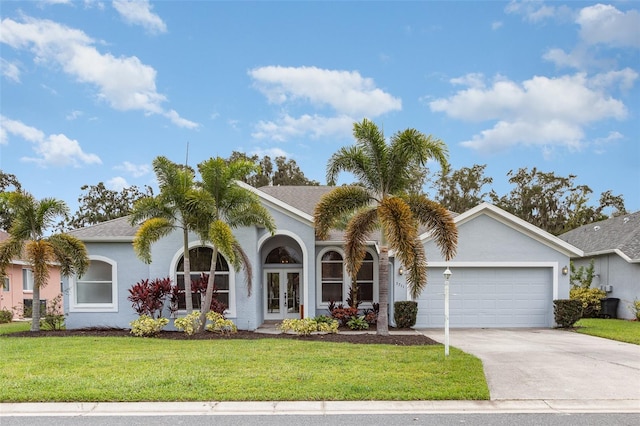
<box><xmin>1</xmin><ymin>0</ymin><xmax>639</xmax><ymax>216</ymax></box>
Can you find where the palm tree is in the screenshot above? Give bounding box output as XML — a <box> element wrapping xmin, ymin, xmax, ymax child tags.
<box><xmin>192</xmin><ymin>157</ymin><xmax>276</xmax><ymax>332</ymax></box>
<box><xmin>314</xmin><ymin>118</ymin><xmax>458</xmax><ymax>335</ymax></box>
<box><xmin>0</xmin><ymin>192</ymin><xmax>89</xmax><ymax>331</ymax></box>
<box><xmin>130</xmin><ymin>156</ymin><xmax>201</xmax><ymax>313</ymax></box>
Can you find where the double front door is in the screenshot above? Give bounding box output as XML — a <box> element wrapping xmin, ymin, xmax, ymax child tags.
<box><xmin>264</xmin><ymin>269</ymin><xmax>301</xmax><ymax>320</ymax></box>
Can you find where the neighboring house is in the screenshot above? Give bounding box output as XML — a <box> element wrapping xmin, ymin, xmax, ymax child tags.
<box><xmin>64</xmin><ymin>186</ymin><xmax>581</xmax><ymax>330</ymax></box>
<box><xmin>0</xmin><ymin>230</ymin><xmax>63</xmax><ymax>319</ymax></box>
<box><xmin>558</xmin><ymin>211</ymin><xmax>640</xmax><ymax>320</ymax></box>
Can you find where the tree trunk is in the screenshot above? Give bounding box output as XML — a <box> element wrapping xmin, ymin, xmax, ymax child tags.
<box><xmin>30</xmin><ymin>284</ymin><xmax>41</xmax><ymax>332</ymax></box>
<box><xmin>377</xmin><ymin>246</ymin><xmax>389</xmax><ymax>336</ymax></box>
<box><xmin>197</xmin><ymin>246</ymin><xmax>219</xmax><ymax>333</ymax></box>
<box><xmin>182</xmin><ymin>228</ymin><xmax>193</xmax><ymax>313</ymax></box>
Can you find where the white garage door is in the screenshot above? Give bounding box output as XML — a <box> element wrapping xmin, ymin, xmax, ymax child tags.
<box><xmin>414</xmin><ymin>267</ymin><xmax>553</xmax><ymax>328</ymax></box>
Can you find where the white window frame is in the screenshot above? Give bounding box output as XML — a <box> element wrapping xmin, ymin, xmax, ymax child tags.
<box><xmin>22</xmin><ymin>268</ymin><xmax>34</xmax><ymax>292</ymax></box>
<box><xmin>2</xmin><ymin>275</ymin><xmax>9</xmax><ymax>291</ymax></box>
<box><xmin>316</xmin><ymin>247</ymin><xmax>379</xmax><ymax>309</ymax></box>
<box><xmin>69</xmin><ymin>255</ymin><xmax>118</xmax><ymax>313</ymax></box>
<box><xmin>170</xmin><ymin>242</ymin><xmax>236</xmax><ymax>318</ymax></box>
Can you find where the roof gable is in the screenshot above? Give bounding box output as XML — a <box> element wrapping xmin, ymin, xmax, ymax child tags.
<box><xmin>420</xmin><ymin>202</ymin><xmax>583</xmax><ymax>257</ymax></box>
<box><xmin>558</xmin><ymin>211</ymin><xmax>640</xmax><ymax>263</ymax></box>
<box><xmin>67</xmin><ymin>216</ymin><xmax>138</xmax><ymax>242</ymax></box>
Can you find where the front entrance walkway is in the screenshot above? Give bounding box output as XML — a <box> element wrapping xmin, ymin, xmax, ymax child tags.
<box><xmin>417</xmin><ymin>328</ymin><xmax>640</xmax><ymax>401</ymax></box>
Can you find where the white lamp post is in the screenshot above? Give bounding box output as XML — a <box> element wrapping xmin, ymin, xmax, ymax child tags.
<box><xmin>443</xmin><ymin>267</ymin><xmax>452</xmax><ymax>356</ymax></box>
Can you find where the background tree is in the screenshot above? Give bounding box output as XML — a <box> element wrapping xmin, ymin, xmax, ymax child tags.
<box><xmin>433</xmin><ymin>164</ymin><xmax>493</xmax><ymax>213</ymax></box>
<box><xmin>191</xmin><ymin>157</ymin><xmax>276</xmax><ymax>332</ymax></box>
<box><xmin>0</xmin><ymin>192</ymin><xmax>89</xmax><ymax>331</ymax></box>
<box><xmin>0</xmin><ymin>171</ymin><xmax>22</xmax><ymax>231</ymax></box>
<box><xmin>65</xmin><ymin>183</ymin><xmax>153</xmax><ymax>230</ymax></box>
<box><xmin>314</xmin><ymin>119</ymin><xmax>457</xmax><ymax>335</ymax></box>
<box><xmin>130</xmin><ymin>157</ymin><xmax>200</xmax><ymax>314</ymax></box>
<box><xmin>228</xmin><ymin>151</ymin><xmax>319</xmax><ymax>187</ymax></box>
<box><xmin>490</xmin><ymin>167</ymin><xmax>626</xmax><ymax>235</ymax></box>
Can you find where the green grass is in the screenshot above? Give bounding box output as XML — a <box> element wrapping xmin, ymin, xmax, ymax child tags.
<box><xmin>0</xmin><ymin>336</ymin><xmax>488</xmax><ymax>402</ymax></box>
<box><xmin>575</xmin><ymin>318</ymin><xmax>640</xmax><ymax>345</ymax></box>
<box><xmin>0</xmin><ymin>321</ymin><xmax>30</xmax><ymax>335</ymax></box>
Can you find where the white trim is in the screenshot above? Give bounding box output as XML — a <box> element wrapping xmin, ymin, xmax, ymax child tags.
<box><xmin>580</xmin><ymin>248</ymin><xmax>638</xmax><ymax>264</ymax></box>
<box><xmin>69</xmin><ymin>255</ymin><xmax>118</xmax><ymax>313</ymax></box>
<box><xmin>421</xmin><ymin>261</ymin><xmax>560</xmax><ymax>300</ymax></box>
<box><xmin>420</xmin><ymin>203</ymin><xmax>584</xmax><ymax>258</ymax></box>
<box><xmin>168</xmin><ymin>242</ymin><xmax>236</xmax><ymax>318</ymax></box>
<box><xmin>315</xmin><ymin>246</ymin><xmax>379</xmax><ymax>309</ymax></box>
<box><xmin>258</xmin><ymin>230</ymin><xmax>310</xmax><ymax>318</ymax></box>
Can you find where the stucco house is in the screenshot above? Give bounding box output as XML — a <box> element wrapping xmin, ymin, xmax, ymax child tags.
<box><xmin>558</xmin><ymin>211</ymin><xmax>640</xmax><ymax>320</ymax></box>
<box><xmin>0</xmin><ymin>230</ymin><xmax>63</xmax><ymax>319</ymax></box>
<box><xmin>63</xmin><ymin>185</ymin><xmax>581</xmax><ymax>330</ymax></box>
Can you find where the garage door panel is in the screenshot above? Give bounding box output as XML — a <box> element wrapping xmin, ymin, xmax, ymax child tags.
<box><xmin>415</xmin><ymin>267</ymin><xmax>553</xmax><ymax>328</ymax></box>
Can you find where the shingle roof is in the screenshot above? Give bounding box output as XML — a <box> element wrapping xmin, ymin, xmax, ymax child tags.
<box><xmin>558</xmin><ymin>211</ymin><xmax>640</xmax><ymax>262</ymax></box>
<box><xmin>67</xmin><ymin>216</ymin><xmax>138</xmax><ymax>240</ymax></box>
<box><xmin>257</xmin><ymin>185</ymin><xmax>336</xmax><ymax>216</ymax></box>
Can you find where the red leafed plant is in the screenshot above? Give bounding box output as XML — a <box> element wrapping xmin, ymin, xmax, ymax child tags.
<box><xmin>128</xmin><ymin>277</ymin><xmax>173</xmax><ymax>318</ymax></box>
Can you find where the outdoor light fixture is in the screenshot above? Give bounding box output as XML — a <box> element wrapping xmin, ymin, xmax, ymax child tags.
<box><xmin>443</xmin><ymin>267</ymin><xmax>452</xmax><ymax>357</ymax></box>
<box><xmin>562</xmin><ymin>266</ymin><xmax>568</xmax><ymax>275</ymax></box>
<box><xmin>398</xmin><ymin>267</ymin><xmax>404</xmax><ymax>275</ymax></box>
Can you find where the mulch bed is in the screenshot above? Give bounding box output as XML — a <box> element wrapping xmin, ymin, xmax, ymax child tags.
<box><xmin>5</xmin><ymin>328</ymin><xmax>439</xmax><ymax>346</ymax></box>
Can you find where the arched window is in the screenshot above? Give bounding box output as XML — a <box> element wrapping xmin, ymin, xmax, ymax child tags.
<box><xmin>265</xmin><ymin>246</ymin><xmax>302</xmax><ymax>264</ymax></box>
<box><xmin>321</xmin><ymin>250</ymin><xmax>343</xmax><ymax>302</ymax></box>
<box><xmin>70</xmin><ymin>256</ymin><xmax>118</xmax><ymax>312</ymax></box>
<box><xmin>176</xmin><ymin>247</ymin><xmax>230</xmax><ymax>310</ymax></box>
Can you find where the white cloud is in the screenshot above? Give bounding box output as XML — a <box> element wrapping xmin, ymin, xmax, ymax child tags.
<box><xmin>112</xmin><ymin>0</ymin><xmax>167</xmax><ymax>35</ymax></box>
<box><xmin>106</xmin><ymin>176</ymin><xmax>129</xmax><ymax>191</ymax></box>
<box><xmin>0</xmin><ymin>115</ymin><xmax>101</xmax><ymax>166</ymax></box>
<box><xmin>114</xmin><ymin>161</ymin><xmax>150</xmax><ymax>177</ymax></box>
<box><xmin>250</xmin><ymin>66</ymin><xmax>401</xmax><ymax>117</ymax></box>
<box><xmin>577</xmin><ymin>4</ymin><xmax>640</xmax><ymax>48</ymax></box>
<box><xmin>491</xmin><ymin>21</ymin><xmax>503</xmax><ymax>30</ymax></box>
<box><xmin>249</xmin><ymin>147</ymin><xmax>291</xmax><ymax>158</ymax></box>
<box><xmin>66</xmin><ymin>110</ymin><xmax>83</xmax><ymax>120</ymax></box>
<box><xmin>163</xmin><ymin>109</ymin><xmax>199</xmax><ymax>129</ymax></box>
<box><xmin>249</xmin><ymin>66</ymin><xmax>400</xmax><ymax>141</ymax></box>
<box><xmin>430</xmin><ymin>72</ymin><xmax>628</xmax><ymax>153</ymax></box>
<box><xmin>505</xmin><ymin>1</ymin><xmax>572</xmax><ymax>23</ymax></box>
<box><xmin>1</xmin><ymin>58</ymin><xmax>21</xmax><ymax>82</ymax></box>
<box><xmin>252</xmin><ymin>114</ymin><xmax>354</xmax><ymax>142</ymax></box>
<box><xmin>0</xmin><ymin>16</ymin><xmax>196</xmax><ymax>127</ymax></box>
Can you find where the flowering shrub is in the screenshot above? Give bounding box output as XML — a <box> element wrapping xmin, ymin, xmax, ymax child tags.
<box><xmin>174</xmin><ymin>311</ymin><xmax>203</xmax><ymax>336</ymax></box>
<box><xmin>205</xmin><ymin>311</ymin><xmax>237</xmax><ymax>335</ymax></box>
<box><xmin>130</xmin><ymin>315</ymin><xmax>168</xmax><ymax>337</ymax></box>
<box><xmin>630</xmin><ymin>300</ymin><xmax>640</xmax><ymax>321</ymax></box>
<box><xmin>570</xmin><ymin>287</ymin><xmax>606</xmax><ymax>318</ymax></box>
<box><xmin>279</xmin><ymin>317</ymin><xmax>338</xmax><ymax>335</ymax></box>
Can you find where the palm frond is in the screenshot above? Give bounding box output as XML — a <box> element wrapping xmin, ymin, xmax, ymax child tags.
<box><xmin>314</xmin><ymin>186</ymin><xmax>374</xmax><ymax>239</ymax></box>
<box><xmin>133</xmin><ymin>218</ymin><xmax>175</xmax><ymax>263</ymax></box>
<box><xmin>344</xmin><ymin>207</ymin><xmax>378</xmax><ymax>277</ymax></box>
<box><xmin>232</xmin><ymin>240</ymin><xmax>253</xmax><ymax>296</ymax></box>
<box><xmin>25</xmin><ymin>240</ymin><xmax>54</xmax><ymax>290</ymax></box>
<box><xmin>208</xmin><ymin>219</ymin><xmax>237</xmax><ymax>267</ymax></box>
<box><xmin>48</xmin><ymin>233</ymin><xmax>90</xmax><ymax>277</ymax></box>
<box><xmin>353</xmin><ymin>118</ymin><xmax>388</xmax><ymax>192</ymax></box>
<box><xmin>405</xmin><ymin>194</ymin><xmax>458</xmax><ymax>261</ymax></box>
<box><xmin>0</xmin><ymin>237</ymin><xmax>24</xmax><ymax>275</ymax></box>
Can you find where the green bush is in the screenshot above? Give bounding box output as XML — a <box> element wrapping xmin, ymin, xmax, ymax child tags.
<box><xmin>0</xmin><ymin>308</ymin><xmax>13</xmax><ymax>324</ymax></box>
<box><xmin>130</xmin><ymin>315</ymin><xmax>169</xmax><ymax>337</ymax></box>
<box><xmin>570</xmin><ymin>287</ymin><xmax>606</xmax><ymax>318</ymax></box>
<box><xmin>174</xmin><ymin>311</ymin><xmax>202</xmax><ymax>336</ymax></box>
<box><xmin>278</xmin><ymin>317</ymin><xmax>339</xmax><ymax>335</ymax></box>
<box><xmin>346</xmin><ymin>316</ymin><xmax>369</xmax><ymax>330</ymax></box>
<box><xmin>394</xmin><ymin>301</ymin><xmax>418</xmax><ymax>328</ymax></box>
<box><xmin>40</xmin><ymin>294</ymin><xmax>65</xmax><ymax>331</ymax></box>
<box><xmin>554</xmin><ymin>299</ymin><xmax>583</xmax><ymax>328</ymax></box>
<box><xmin>205</xmin><ymin>311</ymin><xmax>237</xmax><ymax>335</ymax></box>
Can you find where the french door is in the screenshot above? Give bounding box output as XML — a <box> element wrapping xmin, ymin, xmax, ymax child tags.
<box><xmin>264</xmin><ymin>269</ymin><xmax>302</xmax><ymax>320</ymax></box>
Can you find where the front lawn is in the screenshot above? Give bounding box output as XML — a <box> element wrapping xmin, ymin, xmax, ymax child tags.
<box><xmin>0</xmin><ymin>336</ymin><xmax>488</xmax><ymax>402</ymax></box>
<box><xmin>0</xmin><ymin>321</ymin><xmax>30</xmax><ymax>335</ymax></box>
<box><xmin>575</xmin><ymin>318</ymin><xmax>640</xmax><ymax>345</ymax></box>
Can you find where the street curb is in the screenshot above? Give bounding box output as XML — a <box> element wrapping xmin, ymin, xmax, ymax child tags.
<box><xmin>2</xmin><ymin>399</ymin><xmax>639</xmax><ymax>416</ymax></box>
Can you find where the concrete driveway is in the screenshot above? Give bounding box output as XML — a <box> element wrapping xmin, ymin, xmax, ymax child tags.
<box><xmin>418</xmin><ymin>328</ymin><xmax>640</xmax><ymax>401</ymax></box>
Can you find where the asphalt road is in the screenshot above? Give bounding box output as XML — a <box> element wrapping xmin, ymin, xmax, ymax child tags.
<box><xmin>2</xmin><ymin>414</ymin><xmax>639</xmax><ymax>426</ymax></box>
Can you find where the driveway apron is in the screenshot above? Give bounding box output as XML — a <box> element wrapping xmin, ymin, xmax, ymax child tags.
<box><xmin>418</xmin><ymin>328</ymin><xmax>640</xmax><ymax>401</ymax></box>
